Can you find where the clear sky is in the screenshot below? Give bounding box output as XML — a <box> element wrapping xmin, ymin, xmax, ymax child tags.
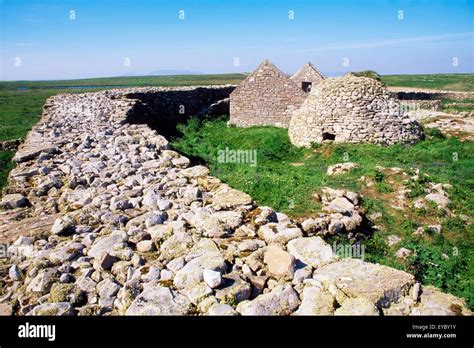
<box><xmin>0</xmin><ymin>0</ymin><xmax>473</xmax><ymax>80</ymax></box>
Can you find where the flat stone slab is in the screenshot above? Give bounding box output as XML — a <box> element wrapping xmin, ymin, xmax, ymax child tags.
<box><xmin>313</xmin><ymin>258</ymin><xmax>414</xmax><ymax>308</ymax></box>
<box><xmin>287</xmin><ymin>236</ymin><xmax>337</xmax><ymax>268</ymax></box>
<box><xmin>236</xmin><ymin>284</ymin><xmax>300</xmax><ymax>315</ymax></box>
<box><xmin>210</xmin><ymin>184</ymin><xmax>252</xmax><ymax>208</ymax></box>
<box><xmin>13</xmin><ymin>142</ymin><xmax>56</xmax><ymax>163</ymax></box>
<box><xmin>411</xmin><ymin>286</ymin><xmax>471</xmax><ymax>316</ymax></box>
<box><xmin>0</xmin><ymin>212</ymin><xmax>60</xmax><ymax>243</ymax></box>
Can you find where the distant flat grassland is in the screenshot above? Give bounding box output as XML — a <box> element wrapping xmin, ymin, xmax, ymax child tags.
<box><xmin>0</xmin><ymin>73</ymin><xmax>247</xmax><ymax>90</ymax></box>
<box><xmin>381</xmin><ymin>73</ymin><xmax>474</xmax><ymax>91</ymax></box>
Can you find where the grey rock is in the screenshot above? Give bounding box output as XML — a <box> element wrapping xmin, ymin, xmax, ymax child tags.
<box><xmin>208</xmin><ymin>303</ymin><xmax>237</xmax><ymax>315</ymax></box>
<box><xmin>97</xmin><ymin>278</ymin><xmax>120</xmax><ymax>299</ymax></box>
<box><xmin>203</xmin><ymin>269</ymin><xmax>222</xmax><ymax>289</ymax></box>
<box><xmin>287</xmin><ymin>237</ymin><xmax>337</xmax><ymax>268</ymax></box>
<box><xmin>0</xmin><ymin>194</ymin><xmax>29</xmax><ymax>209</ymax></box>
<box><xmin>9</xmin><ymin>265</ymin><xmax>22</xmax><ymax>281</ymax></box>
<box><xmin>27</xmin><ymin>302</ymin><xmax>75</xmax><ymax>316</ymax></box>
<box><xmin>237</xmin><ymin>284</ymin><xmax>300</xmax><ymax>315</ymax></box>
<box><xmin>215</xmin><ymin>273</ymin><xmax>251</xmax><ymax>304</ymax></box>
<box><xmin>126</xmin><ymin>282</ymin><xmax>190</xmax><ymax>315</ymax></box>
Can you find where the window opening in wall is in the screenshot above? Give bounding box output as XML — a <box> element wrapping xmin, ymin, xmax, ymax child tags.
<box><xmin>322</xmin><ymin>132</ymin><xmax>336</xmax><ymax>141</ymax></box>
<box><xmin>302</xmin><ymin>81</ymin><xmax>312</xmax><ymax>92</ymax></box>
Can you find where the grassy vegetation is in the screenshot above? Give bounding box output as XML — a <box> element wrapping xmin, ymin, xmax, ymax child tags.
<box><xmin>381</xmin><ymin>73</ymin><xmax>474</xmax><ymax>91</ymax></box>
<box><xmin>171</xmin><ymin>116</ymin><xmax>473</xmax><ymax>308</ymax></box>
<box><xmin>0</xmin><ymin>73</ymin><xmax>247</xmax><ymax>90</ymax></box>
<box><xmin>0</xmin><ymin>151</ymin><xmax>15</xmax><ymax>190</ymax></box>
<box><xmin>439</xmin><ymin>98</ymin><xmax>474</xmax><ymax>113</ymax></box>
<box><xmin>352</xmin><ymin>70</ymin><xmax>382</xmax><ymax>81</ymax></box>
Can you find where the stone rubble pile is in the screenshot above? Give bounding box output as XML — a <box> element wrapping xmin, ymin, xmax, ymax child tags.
<box><xmin>0</xmin><ymin>88</ymin><xmax>470</xmax><ymax>316</ymax></box>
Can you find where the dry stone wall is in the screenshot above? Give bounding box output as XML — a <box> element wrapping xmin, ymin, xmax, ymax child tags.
<box><xmin>229</xmin><ymin>60</ymin><xmax>306</xmax><ymax>128</ymax></box>
<box><xmin>289</xmin><ymin>75</ymin><xmax>425</xmax><ymax>147</ymax></box>
<box><xmin>290</xmin><ymin>62</ymin><xmax>325</xmax><ymax>91</ymax></box>
<box><xmin>0</xmin><ymin>87</ymin><xmax>469</xmax><ymax>316</ymax></box>
<box><xmin>391</xmin><ymin>90</ymin><xmax>474</xmax><ymax>101</ymax></box>
<box><xmin>125</xmin><ymin>86</ymin><xmax>234</xmax><ymax>136</ymax></box>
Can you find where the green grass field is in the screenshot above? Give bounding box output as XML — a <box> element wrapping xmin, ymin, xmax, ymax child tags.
<box><xmin>0</xmin><ymin>73</ymin><xmax>247</xmax><ymax>90</ymax></box>
<box><xmin>381</xmin><ymin>73</ymin><xmax>474</xmax><ymax>91</ymax></box>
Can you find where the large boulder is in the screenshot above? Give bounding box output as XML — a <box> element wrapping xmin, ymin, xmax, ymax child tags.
<box><xmin>294</xmin><ymin>282</ymin><xmax>335</xmax><ymax>315</ymax></box>
<box><xmin>237</xmin><ymin>284</ymin><xmax>300</xmax><ymax>315</ymax></box>
<box><xmin>287</xmin><ymin>237</ymin><xmax>337</xmax><ymax>268</ymax></box>
<box><xmin>411</xmin><ymin>286</ymin><xmax>471</xmax><ymax>316</ymax></box>
<box><xmin>313</xmin><ymin>258</ymin><xmax>414</xmax><ymax>308</ymax></box>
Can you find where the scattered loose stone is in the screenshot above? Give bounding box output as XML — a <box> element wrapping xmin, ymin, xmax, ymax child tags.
<box><xmin>326</xmin><ymin>162</ymin><xmax>358</xmax><ymax>176</ymax></box>
<box><xmin>126</xmin><ymin>282</ymin><xmax>190</xmax><ymax>315</ymax></box>
<box><xmin>263</xmin><ymin>246</ymin><xmax>295</xmax><ymax>279</ymax></box>
<box><xmin>334</xmin><ymin>298</ymin><xmax>379</xmax><ymax>315</ymax></box>
<box><xmin>426</xmin><ymin>224</ymin><xmax>442</xmax><ymax>234</ymax></box>
<box><xmin>207</xmin><ymin>303</ymin><xmax>237</xmax><ymax>316</ymax></box>
<box><xmin>425</xmin><ymin>193</ymin><xmax>450</xmax><ymax>209</ymax></box>
<box><xmin>8</xmin><ymin>265</ymin><xmax>22</xmax><ymax>281</ymax></box>
<box><xmin>287</xmin><ymin>237</ymin><xmax>337</xmax><ymax>268</ymax></box>
<box><xmin>203</xmin><ymin>269</ymin><xmax>222</xmax><ymax>289</ymax></box>
<box><xmin>237</xmin><ymin>285</ymin><xmax>300</xmax><ymax>315</ymax></box>
<box><xmin>0</xmin><ymin>194</ymin><xmax>29</xmax><ymax>209</ymax></box>
<box><xmin>395</xmin><ymin>247</ymin><xmax>412</xmax><ymax>259</ymax></box>
<box><xmin>386</xmin><ymin>235</ymin><xmax>402</xmax><ymax>247</ymax></box>
<box><xmin>294</xmin><ymin>282</ymin><xmax>335</xmax><ymax>315</ymax></box>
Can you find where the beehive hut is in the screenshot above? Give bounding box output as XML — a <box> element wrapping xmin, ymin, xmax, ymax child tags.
<box><xmin>288</xmin><ymin>74</ymin><xmax>424</xmax><ymax>146</ymax></box>
<box><xmin>229</xmin><ymin>59</ymin><xmax>306</xmax><ymax>127</ymax></box>
<box><xmin>291</xmin><ymin>62</ymin><xmax>326</xmax><ymax>92</ymax></box>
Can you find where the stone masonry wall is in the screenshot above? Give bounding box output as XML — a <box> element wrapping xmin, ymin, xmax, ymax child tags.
<box><xmin>290</xmin><ymin>63</ymin><xmax>325</xmax><ymax>91</ymax></box>
<box><xmin>391</xmin><ymin>90</ymin><xmax>474</xmax><ymax>101</ymax></box>
<box><xmin>125</xmin><ymin>86</ymin><xmax>234</xmax><ymax>135</ymax></box>
<box><xmin>229</xmin><ymin>60</ymin><xmax>307</xmax><ymax>128</ymax></box>
<box><xmin>289</xmin><ymin>75</ymin><xmax>425</xmax><ymax>147</ymax></box>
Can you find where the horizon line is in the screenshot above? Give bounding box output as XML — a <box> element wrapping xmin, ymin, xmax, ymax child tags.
<box><xmin>1</xmin><ymin>71</ymin><xmax>473</xmax><ymax>83</ymax></box>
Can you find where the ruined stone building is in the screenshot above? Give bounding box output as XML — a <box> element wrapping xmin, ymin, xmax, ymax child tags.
<box><xmin>290</xmin><ymin>62</ymin><xmax>326</xmax><ymax>93</ymax></box>
<box><xmin>229</xmin><ymin>60</ymin><xmax>307</xmax><ymax>127</ymax></box>
<box><xmin>229</xmin><ymin>60</ymin><xmax>422</xmax><ymax>147</ymax></box>
<box><xmin>288</xmin><ymin>74</ymin><xmax>424</xmax><ymax>146</ymax></box>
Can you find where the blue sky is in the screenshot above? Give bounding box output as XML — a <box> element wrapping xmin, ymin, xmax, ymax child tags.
<box><xmin>1</xmin><ymin>0</ymin><xmax>473</xmax><ymax>80</ymax></box>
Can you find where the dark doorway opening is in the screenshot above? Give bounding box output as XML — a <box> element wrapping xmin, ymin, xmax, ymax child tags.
<box><xmin>322</xmin><ymin>132</ymin><xmax>336</xmax><ymax>141</ymax></box>
<box><xmin>302</xmin><ymin>81</ymin><xmax>312</xmax><ymax>92</ymax></box>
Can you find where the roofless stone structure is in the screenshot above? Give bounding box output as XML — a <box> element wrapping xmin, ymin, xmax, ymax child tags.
<box><xmin>290</xmin><ymin>62</ymin><xmax>326</xmax><ymax>92</ymax></box>
<box><xmin>229</xmin><ymin>59</ymin><xmax>306</xmax><ymax>127</ymax></box>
